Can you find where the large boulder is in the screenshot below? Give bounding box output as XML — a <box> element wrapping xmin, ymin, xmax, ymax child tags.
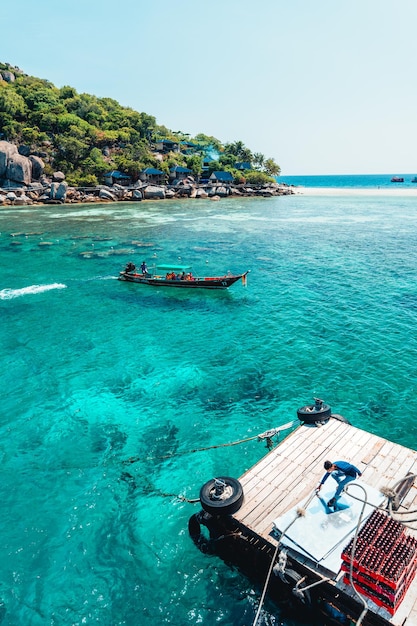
<box><xmin>143</xmin><ymin>185</ymin><xmax>165</xmax><ymax>199</ymax></box>
<box><xmin>7</xmin><ymin>153</ymin><xmax>32</xmax><ymax>185</ymax></box>
<box><xmin>14</xmin><ymin>191</ymin><xmax>32</xmax><ymax>205</ymax></box>
<box><xmin>52</xmin><ymin>171</ymin><xmax>66</xmax><ymax>182</ymax></box>
<box><xmin>132</xmin><ymin>189</ymin><xmax>143</xmax><ymax>200</ymax></box>
<box><xmin>196</xmin><ymin>188</ymin><xmax>208</xmax><ymax>199</ymax></box>
<box><xmin>214</xmin><ymin>186</ymin><xmax>230</xmax><ymax>197</ymax></box>
<box><xmin>0</xmin><ymin>70</ymin><xmax>15</xmax><ymax>83</ymax></box>
<box><xmin>50</xmin><ymin>181</ymin><xmax>68</xmax><ymax>201</ymax></box>
<box><xmin>0</xmin><ymin>141</ymin><xmax>18</xmax><ymax>178</ymax></box>
<box><xmin>18</xmin><ymin>145</ymin><xmax>31</xmax><ymax>157</ymax></box>
<box><xmin>29</xmin><ymin>155</ymin><xmax>45</xmax><ymax>180</ymax></box>
<box><xmin>207</xmin><ymin>186</ymin><xmax>226</xmax><ymax>197</ymax></box>
<box><xmin>0</xmin><ymin>141</ymin><xmax>45</xmax><ymax>187</ymax></box>
<box><xmin>99</xmin><ymin>188</ymin><xmax>117</xmax><ymax>201</ymax></box>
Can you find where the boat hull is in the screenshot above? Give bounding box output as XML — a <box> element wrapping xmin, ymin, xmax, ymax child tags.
<box><xmin>118</xmin><ymin>272</ymin><xmax>248</xmax><ymax>289</ymax></box>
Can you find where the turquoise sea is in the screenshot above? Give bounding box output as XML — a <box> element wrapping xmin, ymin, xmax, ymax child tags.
<box><xmin>2</xmin><ymin>187</ymin><xmax>417</xmax><ymax>626</ymax></box>
<box><xmin>279</xmin><ymin>173</ymin><xmax>417</xmax><ymax>189</ymax></box>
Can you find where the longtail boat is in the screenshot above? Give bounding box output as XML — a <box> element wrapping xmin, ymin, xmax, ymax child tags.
<box><xmin>118</xmin><ymin>263</ymin><xmax>249</xmax><ymax>290</ymax></box>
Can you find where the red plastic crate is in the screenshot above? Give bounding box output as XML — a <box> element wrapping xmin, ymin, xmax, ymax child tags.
<box><xmin>354</xmin><ymin>571</ymin><xmax>412</xmax><ymax>603</ymax></box>
<box><xmin>343</xmin><ymin>576</ymin><xmax>406</xmax><ymax>616</ymax></box>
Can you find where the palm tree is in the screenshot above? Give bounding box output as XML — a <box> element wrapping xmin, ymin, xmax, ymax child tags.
<box><xmin>253</xmin><ymin>152</ymin><xmax>265</xmax><ymax>170</ymax></box>
<box><xmin>264</xmin><ymin>158</ymin><xmax>281</xmax><ymax>177</ymax></box>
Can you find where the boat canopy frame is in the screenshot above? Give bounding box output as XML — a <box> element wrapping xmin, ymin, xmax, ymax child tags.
<box><xmin>154</xmin><ymin>264</ymin><xmax>192</xmax><ymax>272</ymax></box>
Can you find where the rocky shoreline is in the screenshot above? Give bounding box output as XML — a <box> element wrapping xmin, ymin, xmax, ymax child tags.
<box><xmin>0</xmin><ymin>139</ymin><xmax>294</xmax><ymax>206</ymax></box>
<box><xmin>0</xmin><ymin>180</ymin><xmax>295</xmax><ymax>206</ymax></box>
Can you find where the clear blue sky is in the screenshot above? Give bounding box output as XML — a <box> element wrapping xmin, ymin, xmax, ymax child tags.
<box><xmin>2</xmin><ymin>0</ymin><xmax>417</xmax><ymax>175</ymax></box>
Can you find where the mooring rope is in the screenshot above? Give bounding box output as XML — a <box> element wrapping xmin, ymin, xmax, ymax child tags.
<box><xmin>251</xmin><ymin>482</ymin><xmax>383</xmax><ymax>626</ymax></box>
<box><xmin>344</xmin><ymin>474</ymin><xmax>417</xmax><ymax>528</ymax></box>
<box><xmin>123</xmin><ymin>420</ymin><xmax>297</xmax><ymax>465</ymax></box>
<box><xmin>156</xmin><ymin>491</ymin><xmax>200</xmax><ymax>503</ymax></box>
<box><xmin>251</xmin><ymin>489</ymin><xmax>317</xmax><ymax>626</ymax></box>
<box><xmin>123</xmin><ymin>434</ymin><xmax>260</xmax><ymax>465</ymax></box>
<box><xmin>287</xmin><ymin>484</ymin><xmax>369</xmax><ymax>626</ymax></box>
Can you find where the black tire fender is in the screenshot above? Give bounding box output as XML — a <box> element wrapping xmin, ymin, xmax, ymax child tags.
<box><xmin>282</xmin><ymin>569</ymin><xmax>312</xmax><ymax>606</ymax></box>
<box><xmin>188</xmin><ymin>512</ymin><xmax>214</xmax><ymax>554</ymax></box>
<box><xmin>199</xmin><ymin>476</ymin><xmax>244</xmax><ymax>516</ymax></box>
<box><xmin>297</xmin><ymin>404</ymin><xmax>331</xmax><ymax>424</ymax></box>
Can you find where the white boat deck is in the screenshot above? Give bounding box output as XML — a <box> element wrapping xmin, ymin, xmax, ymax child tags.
<box><xmin>234</xmin><ymin>418</ymin><xmax>417</xmax><ymax>625</ymax></box>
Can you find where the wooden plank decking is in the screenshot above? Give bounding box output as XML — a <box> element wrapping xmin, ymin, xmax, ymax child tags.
<box><xmin>234</xmin><ymin>418</ymin><xmax>417</xmax><ymax>625</ymax></box>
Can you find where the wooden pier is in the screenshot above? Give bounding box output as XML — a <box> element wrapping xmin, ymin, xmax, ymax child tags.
<box><xmin>190</xmin><ymin>415</ymin><xmax>417</xmax><ymax>625</ymax></box>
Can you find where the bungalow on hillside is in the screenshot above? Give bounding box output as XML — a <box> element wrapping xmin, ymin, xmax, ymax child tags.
<box><xmin>169</xmin><ymin>166</ymin><xmax>193</xmax><ymax>181</ymax></box>
<box><xmin>202</xmin><ymin>157</ymin><xmax>216</xmax><ymax>172</ymax></box>
<box><xmin>139</xmin><ymin>167</ymin><xmax>166</xmax><ymax>185</ymax></box>
<box><xmin>235</xmin><ymin>162</ymin><xmax>252</xmax><ymax>171</ymax></box>
<box><xmin>154</xmin><ymin>139</ymin><xmax>179</xmax><ymax>153</ymax></box>
<box><xmin>209</xmin><ymin>171</ymin><xmax>234</xmax><ymax>184</ymax></box>
<box><xmin>179</xmin><ymin>141</ymin><xmax>199</xmax><ymax>155</ymax></box>
<box><xmin>103</xmin><ymin>170</ymin><xmax>131</xmax><ymax>186</ymax></box>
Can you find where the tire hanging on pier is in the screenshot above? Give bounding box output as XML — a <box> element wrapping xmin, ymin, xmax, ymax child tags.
<box><xmin>281</xmin><ymin>568</ymin><xmax>312</xmax><ymax>607</ymax></box>
<box><xmin>188</xmin><ymin>512</ymin><xmax>215</xmax><ymax>554</ymax></box>
<box><xmin>297</xmin><ymin>399</ymin><xmax>331</xmax><ymax>424</ymax></box>
<box><xmin>199</xmin><ymin>476</ymin><xmax>244</xmax><ymax>515</ymax></box>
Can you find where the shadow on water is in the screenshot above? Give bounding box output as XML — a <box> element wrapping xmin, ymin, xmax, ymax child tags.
<box><xmin>109</xmin><ymin>284</ymin><xmax>250</xmax><ymax>314</ymax></box>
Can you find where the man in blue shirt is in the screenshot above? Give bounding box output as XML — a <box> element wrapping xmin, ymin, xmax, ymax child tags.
<box><xmin>316</xmin><ymin>460</ymin><xmax>362</xmax><ymax>507</ymax></box>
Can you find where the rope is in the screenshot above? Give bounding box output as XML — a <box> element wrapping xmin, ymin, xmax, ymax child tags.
<box><xmin>124</xmin><ymin>434</ymin><xmax>260</xmax><ymax>465</ymax></box>
<box><xmin>293</xmin><ymin>575</ymin><xmax>333</xmax><ymax>593</ymax></box>
<box><xmin>123</xmin><ymin>421</ymin><xmax>297</xmax><ymax>465</ymax></box>
<box><xmin>252</xmin><ymin>472</ymin><xmax>415</xmax><ymax>626</ymax></box>
<box><xmin>156</xmin><ymin>491</ymin><xmax>200</xmax><ymax>503</ymax></box>
<box><xmin>251</xmin><ymin>541</ymin><xmax>280</xmax><ymax>626</ymax></box>
<box><xmin>284</xmin><ymin>483</ymin><xmax>370</xmax><ymax>625</ymax></box>
<box><xmin>345</xmin><ymin>475</ymin><xmax>417</xmax><ymax>527</ymax></box>
<box><xmin>251</xmin><ymin>489</ymin><xmax>317</xmax><ymax>626</ymax></box>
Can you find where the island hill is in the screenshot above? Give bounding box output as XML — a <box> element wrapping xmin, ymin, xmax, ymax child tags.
<box><xmin>0</xmin><ymin>63</ymin><xmax>293</xmax><ymax>205</ymax></box>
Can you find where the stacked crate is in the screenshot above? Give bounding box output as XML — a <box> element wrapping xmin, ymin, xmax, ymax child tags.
<box><xmin>341</xmin><ymin>510</ymin><xmax>417</xmax><ymax>615</ymax></box>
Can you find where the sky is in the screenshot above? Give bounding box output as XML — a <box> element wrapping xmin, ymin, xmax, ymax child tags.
<box><xmin>2</xmin><ymin>0</ymin><xmax>417</xmax><ymax>175</ymax></box>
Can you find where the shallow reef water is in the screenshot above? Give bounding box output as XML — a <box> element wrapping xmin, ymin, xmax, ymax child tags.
<box><xmin>1</xmin><ymin>194</ymin><xmax>417</xmax><ymax>625</ymax></box>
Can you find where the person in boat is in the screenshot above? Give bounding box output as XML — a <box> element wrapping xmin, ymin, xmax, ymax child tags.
<box><xmin>140</xmin><ymin>261</ymin><xmax>148</xmax><ymax>275</ymax></box>
<box><xmin>125</xmin><ymin>262</ymin><xmax>136</xmax><ymax>274</ymax></box>
<box><xmin>316</xmin><ymin>460</ymin><xmax>362</xmax><ymax>507</ymax></box>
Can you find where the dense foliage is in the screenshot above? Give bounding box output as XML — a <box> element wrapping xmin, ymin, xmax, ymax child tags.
<box><xmin>0</xmin><ymin>63</ymin><xmax>281</xmax><ymax>186</ymax></box>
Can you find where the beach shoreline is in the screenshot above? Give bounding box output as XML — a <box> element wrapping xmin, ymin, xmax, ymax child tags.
<box><xmin>293</xmin><ymin>186</ymin><xmax>417</xmax><ymax>197</ymax></box>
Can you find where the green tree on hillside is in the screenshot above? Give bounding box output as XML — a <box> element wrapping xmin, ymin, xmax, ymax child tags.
<box><xmin>253</xmin><ymin>152</ymin><xmax>265</xmax><ymax>169</ymax></box>
<box><xmin>264</xmin><ymin>158</ymin><xmax>281</xmax><ymax>177</ymax></box>
<box><xmin>245</xmin><ymin>171</ymin><xmax>274</xmax><ymax>185</ymax></box>
<box><xmin>0</xmin><ymin>85</ymin><xmax>26</xmax><ymax>118</ymax></box>
<box><xmin>0</xmin><ymin>65</ymin><xmax>282</xmax><ymax>186</ymax></box>
<box><xmin>186</xmin><ymin>155</ymin><xmax>203</xmax><ymax>179</ymax></box>
<box><xmin>224</xmin><ymin>140</ymin><xmax>253</xmax><ymax>162</ymax></box>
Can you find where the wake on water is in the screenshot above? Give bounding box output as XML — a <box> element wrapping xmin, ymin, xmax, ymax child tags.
<box><xmin>0</xmin><ymin>276</ymin><xmax>115</xmax><ymax>299</ymax></box>
<box><xmin>0</xmin><ymin>283</ymin><xmax>67</xmax><ymax>300</ymax></box>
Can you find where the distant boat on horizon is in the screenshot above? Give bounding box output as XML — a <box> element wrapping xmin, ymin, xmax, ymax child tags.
<box><xmin>411</xmin><ymin>176</ymin><xmax>417</xmax><ymax>183</ymax></box>
<box><xmin>391</xmin><ymin>176</ymin><xmax>404</xmax><ymax>183</ymax></box>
